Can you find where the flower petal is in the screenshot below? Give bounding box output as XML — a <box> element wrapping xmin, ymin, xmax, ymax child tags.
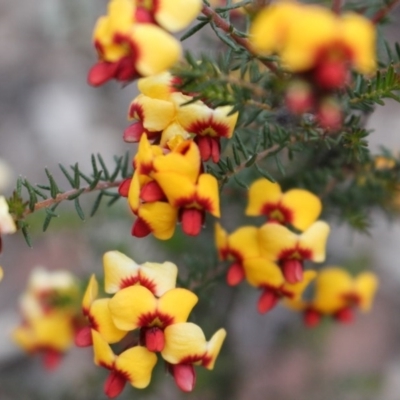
<box><xmin>115</xmin><ymin>346</ymin><xmax>158</xmax><ymax>388</ymax></box>
<box><xmin>196</xmin><ymin>174</ymin><xmax>220</xmax><ymax>217</ymax></box>
<box><xmin>0</xmin><ymin>196</ymin><xmax>17</xmax><ymax>234</ymax></box>
<box><xmin>132</xmin><ymin>24</ymin><xmax>181</xmax><ymax>77</ymax></box>
<box><xmin>245</xmin><ymin>179</ymin><xmax>282</xmax><ymax>216</ymax></box>
<box><xmin>228</xmin><ymin>226</ymin><xmax>263</xmax><ymax>260</ymax></box>
<box><xmin>282</xmin><ymin>270</ymin><xmax>317</xmax><ymax>299</ymax></box>
<box><xmin>299</xmin><ymin>221</ymin><xmax>330</xmax><ymax>262</ymax></box>
<box><xmin>109</xmin><ymin>286</ymin><xmax>157</xmax><ymax>331</ymax></box>
<box><xmin>214</xmin><ymin>223</ymin><xmax>229</xmax><ymax>260</ymax></box>
<box><xmin>155</xmin><ymin>0</ymin><xmax>202</xmax><ymax>32</ymax></box>
<box><xmin>158</xmin><ymin>288</ymin><xmax>198</xmax><ymax>323</ymax></box>
<box><xmin>243</xmin><ymin>257</ymin><xmax>284</xmax><ymax>288</ymax></box>
<box><xmin>162</xmin><ymin>322</ymin><xmax>207</xmax><ymax>364</ymax></box>
<box><xmin>92</xmin><ymin>329</ymin><xmax>116</xmax><ymax>369</ymax></box>
<box><xmin>90</xmin><ymin>299</ymin><xmax>127</xmax><ymax>343</ymax></box>
<box><xmin>103</xmin><ymin>251</ymin><xmax>140</xmax><ymax>294</ymax></box>
<box><xmin>280</xmin><ymin>189</ymin><xmax>322</xmax><ymax>231</ymax></box>
<box><xmin>140</xmin><ymin>261</ymin><xmax>178</xmax><ymax>296</ymax></box>
<box><xmin>128</xmin><ymin>172</ymin><xmax>141</xmax><ymax>213</ymax></box>
<box><xmin>204</xmin><ymin>328</ymin><xmax>227</xmax><ymax>370</ymax></box>
<box><xmin>354</xmin><ymin>272</ymin><xmax>378</xmax><ymax>312</ymax></box>
<box><xmin>82</xmin><ymin>274</ymin><xmax>98</xmax><ymax>314</ymax></box>
<box><xmin>259</xmin><ymin>223</ymin><xmax>298</xmax><ymax>260</ymax></box>
<box><xmin>137</xmin><ymin>72</ymin><xmax>174</xmax><ymax>100</ymax></box>
<box><xmin>138</xmin><ymin>202</ymin><xmax>178</xmax><ymax>240</ymax></box>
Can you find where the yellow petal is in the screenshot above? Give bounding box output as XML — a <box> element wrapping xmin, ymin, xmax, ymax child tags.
<box><xmin>159</xmin><ymin>121</ymin><xmax>190</xmax><ymax>147</ymax></box>
<box><xmin>90</xmin><ymin>299</ymin><xmax>127</xmax><ymax>343</ymax></box>
<box><xmin>243</xmin><ymin>257</ymin><xmax>284</xmax><ymax>288</ymax></box>
<box><xmin>313</xmin><ymin>267</ymin><xmax>353</xmax><ymax>314</ymax></box>
<box><xmin>340</xmin><ymin>13</ymin><xmax>376</xmax><ymax>74</ymax></box>
<box><xmin>280</xmin><ymin>6</ymin><xmax>337</xmax><ymax>71</ymax></box>
<box><xmin>282</xmin><ymin>270</ymin><xmax>317</xmax><ymax>299</ymax></box>
<box><xmin>0</xmin><ymin>266</ymin><xmax>3</xmax><ymax>282</ymax></box>
<box><xmin>156</xmin><ymin>0</ymin><xmax>202</xmax><ymax>32</ymax></box>
<box><xmin>196</xmin><ymin>174</ymin><xmax>220</xmax><ymax>217</ymax></box>
<box><xmin>250</xmin><ymin>2</ymin><xmax>302</xmax><ymax>55</ymax></box>
<box><xmin>140</xmin><ymin>261</ymin><xmax>178</xmax><ymax>297</ymax></box>
<box><xmin>204</xmin><ymin>328</ymin><xmax>227</xmax><ymax>370</ymax></box>
<box><xmin>138</xmin><ymin>202</ymin><xmax>178</xmax><ymax>240</ymax></box>
<box><xmin>354</xmin><ymin>272</ymin><xmax>378</xmax><ymax>312</ymax></box>
<box><xmin>109</xmin><ymin>285</ymin><xmax>157</xmax><ymax>331</ymax></box>
<box><xmin>259</xmin><ymin>223</ymin><xmax>298</xmax><ymax>260</ymax></box>
<box><xmin>12</xmin><ymin>325</ymin><xmax>35</xmax><ymax>352</ymax></box>
<box><xmin>214</xmin><ymin>222</ymin><xmax>229</xmax><ymax>260</ymax></box>
<box><xmin>132</xmin><ymin>24</ymin><xmax>181</xmax><ymax>76</ymax></box>
<box><xmin>92</xmin><ymin>329</ymin><xmax>116</xmax><ymax>368</ymax></box>
<box><xmin>131</xmin><ymin>94</ymin><xmax>175</xmax><ymax>131</ymax></box>
<box><xmin>245</xmin><ymin>179</ymin><xmax>282</xmax><ymax>216</ymax></box>
<box><xmin>137</xmin><ymin>72</ymin><xmax>174</xmax><ymax>100</ymax></box>
<box><xmin>158</xmin><ymin>288</ymin><xmax>198</xmax><ymax>323</ymax></box>
<box><xmin>228</xmin><ymin>226</ymin><xmax>263</xmax><ymax>260</ymax></box>
<box><xmin>299</xmin><ymin>221</ymin><xmax>330</xmax><ymax>262</ymax></box>
<box><xmin>162</xmin><ymin>322</ymin><xmax>207</xmax><ymax>364</ymax></box>
<box><xmin>153</xmin><ymin>172</ymin><xmax>196</xmax><ymax>207</ymax></box>
<box><xmin>82</xmin><ymin>274</ymin><xmax>99</xmax><ymax>314</ymax></box>
<box><xmin>115</xmin><ymin>346</ymin><xmax>157</xmax><ymax>388</ymax></box>
<box><xmin>128</xmin><ymin>172</ymin><xmax>141</xmax><ymax>213</ymax></box>
<box><xmin>0</xmin><ymin>196</ymin><xmax>17</xmax><ymax>234</ymax></box>
<box><xmin>280</xmin><ymin>189</ymin><xmax>322</xmax><ymax>231</ymax></box>
<box><xmin>103</xmin><ymin>251</ymin><xmax>140</xmax><ymax>294</ymax></box>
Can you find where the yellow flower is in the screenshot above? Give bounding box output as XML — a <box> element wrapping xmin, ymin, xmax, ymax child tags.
<box><xmin>161</xmin><ymin>323</ymin><xmax>226</xmax><ymax>392</ymax></box>
<box><xmin>109</xmin><ymin>285</ymin><xmax>198</xmax><ymax>352</ymax></box>
<box><xmin>88</xmin><ymin>0</ymin><xmax>181</xmax><ymax>86</ymax></box>
<box><xmin>0</xmin><ymin>195</ymin><xmax>16</xmax><ymax>252</ymax></box>
<box><xmin>75</xmin><ymin>275</ymin><xmax>126</xmax><ymax>347</ymax></box>
<box><xmin>103</xmin><ymin>251</ymin><xmax>178</xmax><ymax>296</ymax></box>
<box><xmin>250</xmin><ymin>3</ymin><xmax>376</xmax><ymax>88</ymax></box>
<box><xmin>92</xmin><ymin>330</ymin><xmax>157</xmax><ymax>398</ymax></box>
<box><xmin>245</xmin><ymin>179</ymin><xmax>322</xmax><ymax>231</ymax></box>
<box><xmin>259</xmin><ymin>221</ymin><xmax>330</xmax><ymax>284</ymax></box>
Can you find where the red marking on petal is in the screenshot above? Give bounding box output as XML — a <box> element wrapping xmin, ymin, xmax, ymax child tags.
<box><xmin>171</xmin><ymin>364</ymin><xmax>196</xmax><ymax>393</ymax></box>
<box><xmin>257</xmin><ymin>289</ymin><xmax>279</xmax><ymax>314</ymax></box>
<box><xmin>180</xmin><ymin>208</ymin><xmax>204</xmax><ymax>236</ymax></box>
<box><xmin>279</xmin><ymin>247</ymin><xmax>312</xmax><ymax>262</ymax></box>
<box><xmin>120</xmin><ymin>274</ymin><xmax>157</xmax><ymax>294</ymax></box>
<box><xmin>186</xmin><ymin>117</ymin><xmax>230</xmax><ymax>138</ymax></box>
<box><xmin>118</xmin><ymin>178</ymin><xmax>132</xmax><ymax>197</ymax></box>
<box><xmin>43</xmin><ymin>349</ymin><xmax>63</xmax><ymax>371</ymax></box>
<box><xmin>87</xmin><ymin>62</ymin><xmax>118</xmax><ymax>87</ymax></box>
<box><xmin>261</xmin><ymin>203</ymin><xmax>294</xmax><ymax>225</ymax></box>
<box><xmin>137</xmin><ymin>311</ymin><xmax>174</xmax><ymax>328</ymax></box>
<box><xmin>304</xmin><ymin>309</ymin><xmax>321</xmax><ymax>328</ymax></box>
<box><xmin>104</xmin><ymin>370</ymin><xmax>127</xmax><ymax>398</ymax></box>
<box><xmin>335</xmin><ymin>307</ymin><xmax>354</xmax><ymax>324</ymax></box>
<box><xmin>226</xmin><ymin>262</ymin><xmax>245</xmax><ymax>286</ymax></box>
<box><xmin>144</xmin><ymin>326</ymin><xmax>165</xmax><ymax>352</ymax></box>
<box><xmin>123</xmin><ymin>122</ymin><xmax>146</xmax><ymax>143</ymax></box>
<box><xmin>74</xmin><ymin>326</ymin><xmax>93</xmax><ymax>347</ymax></box>
<box><xmin>132</xmin><ymin>218</ymin><xmax>151</xmax><ymax>238</ymax></box>
<box><xmin>135</xmin><ymin>7</ymin><xmax>156</xmax><ymax>23</ymax></box>
<box><xmin>140</xmin><ymin>181</ymin><xmax>166</xmax><ymax>202</ymax></box>
<box><xmin>282</xmin><ymin>259</ymin><xmax>304</xmax><ymax>284</ymax></box>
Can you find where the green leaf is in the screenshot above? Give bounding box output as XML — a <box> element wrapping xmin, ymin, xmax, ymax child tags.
<box><xmin>74</xmin><ymin>198</ymin><xmax>85</xmax><ymax>221</ymax></box>
<box><xmin>254</xmin><ymin>163</ymin><xmax>276</xmax><ymax>182</ymax></box>
<box><xmin>59</xmin><ymin>164</ymin><xmax>75</xmax><ymax>187</ymax></box>
<box><xmin>90</xmin><ymin>192</ymin><xmax>104</xmax><ymax>217</ymax></box>
<box><xmin>180</xmin><ymin>20</ymin><xmax>210</xmax><ymax>41</ymax></box>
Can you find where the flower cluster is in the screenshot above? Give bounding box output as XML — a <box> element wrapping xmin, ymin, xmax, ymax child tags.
<box><xmin>250</xmin><ymin>2</ymin><xmax>376</xmax><ymax>129</ymax></box>
<box><xmin>88</xmin><ymin>0</ymin><xmax>202</xmax><ymax>86</ymax></box>
<box><xmin>124</xmin><ymin>72</ymin><xmax>239</xmax><ymax>163</ymax></box>
<box><xmin>285</xmin><ymin>267</ymin><xmax>378</xmax><ymax>327</ymax></box>
<box><xmin>77</xmin><ymin>251</ymin><xmax>226</xmax><ymax>397</ymax></box>
<box><xmin>12</xmin><ymin>268</ymin><xmax>82</xmax><ymax>369</ymax></box>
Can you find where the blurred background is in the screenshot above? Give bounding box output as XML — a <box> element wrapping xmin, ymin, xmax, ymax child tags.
<box><xmin>1</xmin><ymin>1</ymin><xmax>400</xmax><ymax>399</ymax></box>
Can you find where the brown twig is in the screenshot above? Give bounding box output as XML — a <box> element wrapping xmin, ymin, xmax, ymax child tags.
<box><xmin>201</xmin><ymin>4</ymin><xmax>280</xmax><ymax>75</ymax></box>
<box><xmin>23</xmin><ymin>180</ymin><xmax>123</xmax><ymax>217</ymax></box>
<box><xmin>371</xmin><ymin>0</ymin><xmax>400</xmax><ymax>23</ymax></box>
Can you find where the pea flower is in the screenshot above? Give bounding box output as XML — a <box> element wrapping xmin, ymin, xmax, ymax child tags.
<box><xmin>125</xmin><ymin>72</ymin><xmax>238</xmax><ymax>162</ymax></box>
<box><xmin>215</xmin><ymin>223</ymin><xmax>264</xmax><ymax>286</ymax></box>
<box><xmin>259</xmin><ymin>221</ymin><xmax>330</xmax><ymax>284</ymax></box>
<box><xmin>250</xmin><ymin>3</ymin><xmax>376</xmax><ymax>89</ymax></box>
<box><xmin>292</xmin><ymin>267</ymin><xmax>379</xmax><ymax>327</ymax></box>
<box><xmin>0</xmin><ymin>195</ymin><xmax>17</xmax><ymax>252</ymax></box>
<box><xmin>161</xmin><ymin>323</ymin><xmax>227</xmax><ymax>392</ymax></box>
<box><xmin>88</xmin><ymin>0</ymin><xmax>181</xmax><ymax>86</ymax></box>
<box><xmin>103</xmin><ymin>250</ymin><xmax>178</xmax><ymax>296</ymax></box>
<box><xmin>245</xmin><ymin>179</ymin><xmax>322</xmax><ymax>231</ymax></box>
<box><xmin>109</xmin><ymin>285</ymin><xmax>198</xmax><ymax>352</ymax></box>
<box><xmin>75</xmin><ymin>275</ymin><xmax>127</xmax><ymax>347</ymax></box>
<box><xmin>92</xmin><ymin>330</ymin><xmax>157</xmax><ymax>398</ymax></box>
